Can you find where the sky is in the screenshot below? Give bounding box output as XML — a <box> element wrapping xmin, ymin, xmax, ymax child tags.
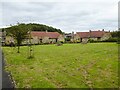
<box><xmin>0</xmin><ymin>0</ymin><xmax>119</xmax><ymax>33</ymax></box>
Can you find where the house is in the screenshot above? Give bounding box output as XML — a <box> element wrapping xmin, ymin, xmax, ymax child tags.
<box><xmin>75</xmin><ymin>29</ymin><xmax>111</xmax><ymax>42</ymax></box>
<box><xmin>64</xmin><ymin>32</ymin><xmax>74</xmax><ymax>42</ymax></box>
<box><xmin>73</xmin><ymin>34</ymin><xmax>81</xmax><ymax>43</ymax></box>
<box><xmin>3</xmin><ymin>31</ymin><xmax>64</xmax><ymax>45</ymax></box>
<box><xmin>1</xmin><ymin>29</ymin><xmax>112</xmax><ymax>45</ymax></box>
<box><xmin>30</xmin><ymin>31</ymin><xmax>65</xmax><ymax>44</ymax></box>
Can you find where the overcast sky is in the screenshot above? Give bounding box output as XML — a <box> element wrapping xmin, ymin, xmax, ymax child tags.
<box><xmin>0</xmin><ymin>0</ymin><xmax>119</xmax><ymax>33</ymax></box>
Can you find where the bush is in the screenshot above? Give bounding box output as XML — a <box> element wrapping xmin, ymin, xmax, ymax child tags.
<box><xmin>102</xmin><ymin>38</ymin><xmax>117</xmax><ymax>42</ymax></box>
<box><xmin>88</xmin><ymin>38</ymin><xmax>118</xmax><ymax>43</ymax></box>
<box><xmin>88</xmin><ymin>39</ymin><xmax>98</xmax><ymax>43</ymax></box>
<box><xmin>56</xmin><ymin>41</ymin><xmax>63</xmax><ymax>46</ymax></box>
<box><xmin>65</xmin><ymin>38</ymin><xmax>71</xmax><ymax>41</ymax></box>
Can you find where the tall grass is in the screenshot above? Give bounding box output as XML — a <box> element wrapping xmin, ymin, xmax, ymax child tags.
<box><xmin>3</xmin><ymin>43</ymin><xmax>118</xmax><ymax>88</ymax></box>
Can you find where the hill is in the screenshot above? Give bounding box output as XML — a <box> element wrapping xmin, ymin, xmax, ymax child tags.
<box><xmin>3</xmin><ymin>23</ymin><xmax>63</xmax><ymax>34</ymax></box>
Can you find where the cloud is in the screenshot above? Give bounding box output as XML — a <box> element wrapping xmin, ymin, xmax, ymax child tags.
<box><xmin>0</xmin><ymin>0</ymin><xmax>119</xmax><ymax>32</ymax></box>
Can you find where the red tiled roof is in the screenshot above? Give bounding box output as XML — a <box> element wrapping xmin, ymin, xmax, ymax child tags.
<box><xmin>90</xmin><ymin>31</ymin><xmax>105</xmax><ymax>38</ymax></box>
<box><xmin>76</xmin><ymin>30</ymin><xmax>109</xmax><ymax>38</ymax></box>
<box><xmin>76</xmin><ymin>32</ymin><xmax>90</xmax><ymax>38</ymax></box>
<box><xmin>31</xmin><ymin>31</ymin><xmax>60</xmax><ymax>39</ymax></box>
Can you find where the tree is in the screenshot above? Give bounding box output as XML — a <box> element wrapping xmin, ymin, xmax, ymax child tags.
<box><xmin>6</xmin><ymin>23</ymin><xmax>30</xmax><ymax>53</ymax></box>
<box><xmin>26</xmin><ymin>23</ymin><xmax>63</xmax><ymax>34</ymax></box>
<box><xmin>111</xmin><ymin>31</ymin><xmax>118</xmax><ymax>38</ymax></box>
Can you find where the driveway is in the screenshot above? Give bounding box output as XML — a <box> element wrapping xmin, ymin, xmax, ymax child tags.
<box><xmin>1</xmin><ymin>50</ymin><xmax>15</xmax><ymax>89</ymax></box>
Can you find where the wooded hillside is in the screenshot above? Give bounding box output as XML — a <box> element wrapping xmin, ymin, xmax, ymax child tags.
<box><xmin>4</xmin><ymin>23</ymin><xmax>63</xmax><ymax>34</ymax></box>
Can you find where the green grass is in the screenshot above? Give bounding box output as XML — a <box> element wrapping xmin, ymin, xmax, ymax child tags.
<box><xmin>3</xmin><ymin>43</ymin><xmax>118</xmax><ymax>88</ymax></box>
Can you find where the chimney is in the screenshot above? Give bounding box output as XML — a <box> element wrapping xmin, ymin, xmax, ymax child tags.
<box><xmin>89</xmin><ymin>30</ymin><xmax>91</xmax><ymax>37</ymax></box>
<box><xmin>72</xmin><ymin>31</ymin><xmax>74</xmax><ymax>38</ymax></box>
<box><xmin>89</xmin><ymin>30</ymin><xmax>91</xmax><ymax>32</ymax></box>
<box><xmin>72</xmin><ymin>31</ymin><xmax>74</xmax><ymax>34</ymax></box>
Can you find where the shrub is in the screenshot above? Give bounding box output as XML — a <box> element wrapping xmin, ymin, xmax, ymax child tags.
<box><xmin>56</xmin><ymin>41</ymin><xmax>63</xmax><ymax>46</ymax></box>
<box><xmin>102</xmin><ymin>37</ymin><xmax>117</xmax><ymax>42</ymax></box>
<box><xmin>88</xmin><ymin>39</ymin><xmax>98</xmax><ymax>43</ymax></box>
<box><xmin>88</xmin><ymin>38</ymin><xmax>118</xmax><ymax>43</ymax></box>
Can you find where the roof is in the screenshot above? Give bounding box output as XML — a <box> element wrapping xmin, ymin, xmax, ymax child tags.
<box><xmin>76</xmin><ymin>32</ymin><xmax>90</xmax><ymax>38</ymax></box>
<box><xmin>31</xmin><ymin>31</ymin><xmax>61</xmax><ymax>39</ymax></box>
<box><xmin>64</xmin><ymin>33</ymin><xmax>73</xmax><ymax>37</ymax></box>
<box><xmin>90</xmin><ymin>31</ymin><xmax>105</xmax><ymax>38</ymax></box>
<box><xmin>76</xmin><ymin>30</ymin><xmax>109</xmax><ymax>38</ymax></box>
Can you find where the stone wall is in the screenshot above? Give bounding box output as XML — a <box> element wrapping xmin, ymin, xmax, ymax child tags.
<box><xmin>100</xmin><ymin>33</ymin><xmax>111</xmax><ymax>41</ymax></box>
<box><xmin>74</xmin><ymin>34</ymin><xmax>81</xmax><ymax>42</ymax></box>
<box><xmin>82</xmin><ymin>38</ymin><xmax>88</xmax><ymax>43</ymax></box>
<box><xmin>42</xmin><ymin>37</ymin><xmax>50</xmax><ymax>44</ymax></box>
<box><xmin>31</xmin><ymin>36</ymin><xmax>39</xmax><ymax>44</ymax></box>
<box><xmin>89</xmin><ymin>38</ymin><xmax>98</xmax><ymax>41</ymax></box>
<box><xmin>49</xmin><ymin>39</ymin><xmax>56</xmax><ymax>43</ymax></box>
<box><xmin>58</xmin><ymin>35</ymin><xmax>65</xmax><ymax>42</ymax></box>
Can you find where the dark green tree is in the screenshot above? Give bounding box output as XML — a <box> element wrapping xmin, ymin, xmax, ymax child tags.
<box><xmin>26</xmin><ymin>23</ymin><xmax>63</xmax><ymax>34</ymax></box>
<box><xmin>111</xmin><ymin>31</ymin><xmax>119</xmax><ymax>38</ymax></box>
<box><xmin>6</xmin><ymin>23</ymin><xmax>30</xmax><ymax>53</ymax></box>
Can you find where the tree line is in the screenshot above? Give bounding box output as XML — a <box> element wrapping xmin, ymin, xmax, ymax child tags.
<box><xmin>107</xmin><ymin>30</ymin><xmax>119</xmax><ymax>43</ymax></box>
<box><xmin>25</xmin><ymin>23</ymin><xmax>63</xmax><ymax>34</ymax></box>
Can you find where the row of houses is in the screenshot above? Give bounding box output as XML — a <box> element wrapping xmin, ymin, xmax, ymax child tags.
<box><xmin>65</xmin><ymin>29</ymin><xmax>111</xmax><ymax>43</ymax></box>
<box><xmin>30</xmin><ymin>31</ymin><xmax>64</xmax><ymax>44</ymax></box>
<box><xmin>75</xmin><ymin>29</ymin><xmax>111</xmax><ymax>42</ymax></box>
<box><xmin>0</xmin><ymin>29</ymin><xmax>111</xmax><ymax>45</ymax></box>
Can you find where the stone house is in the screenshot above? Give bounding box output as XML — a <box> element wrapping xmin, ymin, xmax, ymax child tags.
<box><xmin>75</xmin><ymin>30</ymin><xmax>111</xmax><ymax>42</ymax></box>
<box><xmin>3</xmin><ymin>31</ymin><xmax>64</xmax><ymax>45</ymax></box>
<box><xmin>73</xmin><ymin>34</ymin><xmax>81</xmax><ymax>43</ymax></box>
<box><xmin>89</xmin><ymin>30</ymin><xmax>111</xmax><ymax>41</ymax></box>
<box><xmin>75</xmin><ymin>32</ymin><xmax>89</xmax><ymax>42</ymax></box>
<box><xmin>30</xmin><ymin>31</ymin><xmax>65</xmax><ymax>44</ymax></box>
<box><xmin>64</xmin><ymin>32</ymin><xmax>74</xmax><ymax>42</ymax></box>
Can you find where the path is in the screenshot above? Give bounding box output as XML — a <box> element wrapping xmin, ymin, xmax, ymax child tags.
<box><xmin>1</xmin><ymin>51</ymin><xmax>15</xmax><ymax>89</ymax></box>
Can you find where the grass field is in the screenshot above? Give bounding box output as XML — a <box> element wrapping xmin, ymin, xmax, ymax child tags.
<box><xmin>3</xmin><ymin>43</ymin><xmax>118</xmax><ymax>88</ymax></box>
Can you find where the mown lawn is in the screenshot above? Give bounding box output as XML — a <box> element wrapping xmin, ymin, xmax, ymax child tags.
<box><xmin>2</xmin><ymin>43</ymin><xmax>118</xmax><ymax>88</ymax></box>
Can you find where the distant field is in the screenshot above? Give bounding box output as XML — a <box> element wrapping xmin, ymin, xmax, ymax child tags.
<box><xmin>3</xmin><ymin>43</ymin><xmax>118</xmax><ymax>88</ymax></box>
